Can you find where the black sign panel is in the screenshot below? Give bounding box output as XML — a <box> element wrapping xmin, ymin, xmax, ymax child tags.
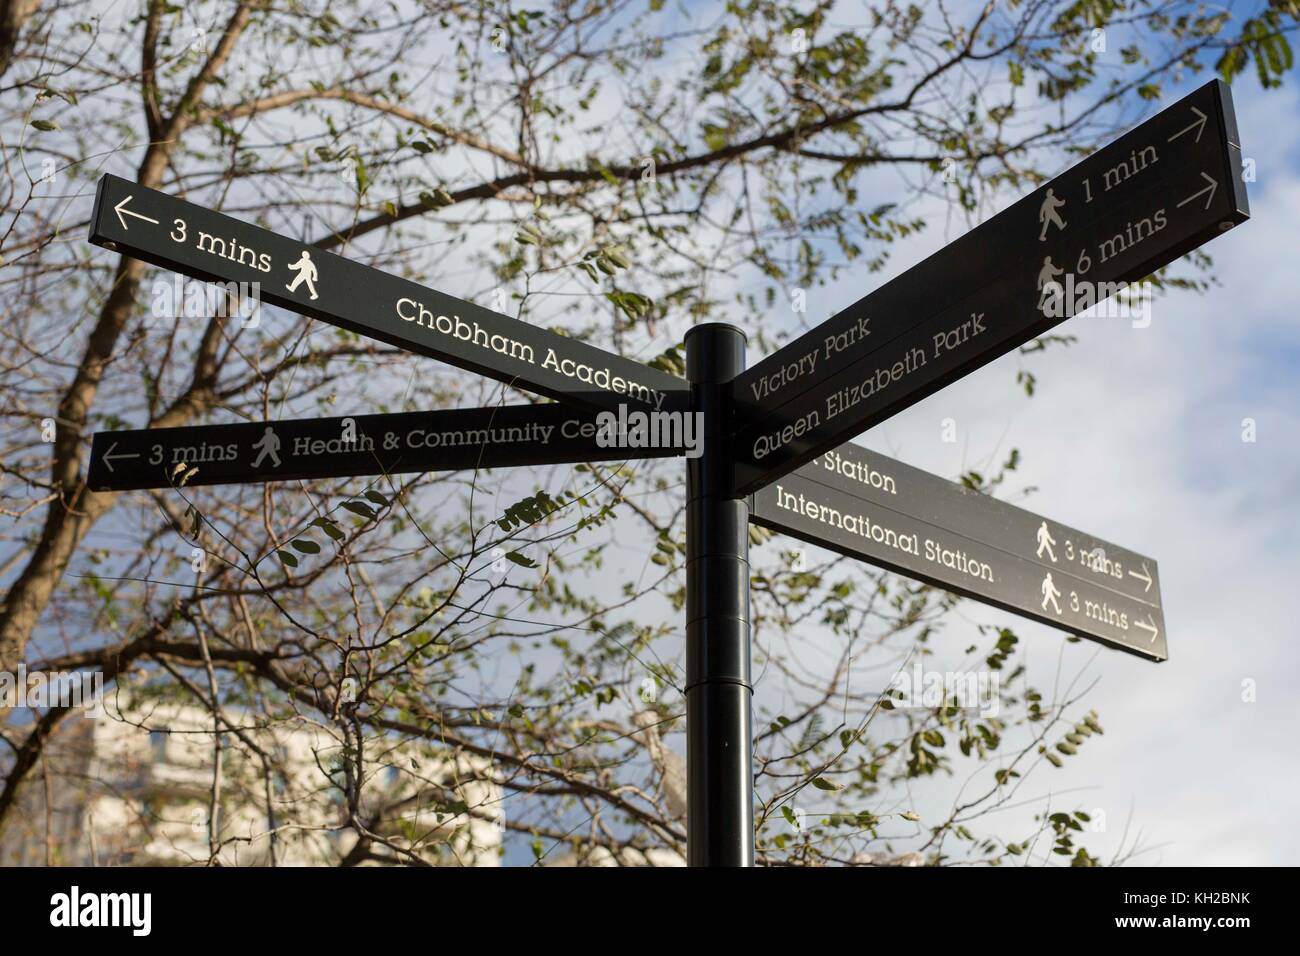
<box><xmin>751</xmin><ymin>442</ymin><xmax>1167</xmax><ymax>661</ymax></box>
<box><xmin>88</xmin><ymin>174</ymin><xmax>688</xmax><ymax>415</ymax></box>
<box><xmin>733</xmin><ymin>79</ymin><xmax>1249</xmax><ymax>494</ymax></box>
<box><xmin>87</xmin><ymin>404</ymin><xmax>688</xmax><ymax>491</ymax></box>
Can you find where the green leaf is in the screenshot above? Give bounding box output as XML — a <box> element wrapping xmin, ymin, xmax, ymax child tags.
<box><xmin>505</xmin><ymin>550</ymin><xmax>538</xmax><ymax>568</ymax></box>
<box><xmin>810</xmin><ymin>776</ymin><xmax>842</xmax><ymax>792</ymax></box>
<box><xmin>312</xmin><ymin>518</ymin><xmax>346</xmax><ymax>541</ymax></box>
<box><xmin>900</xmin><ymin>810</ymin><xmax>920</xmax><ymax>822</ymax></box>
<box><xmin>514</xmin><ymin>223</ymin><xmax>543</xmax><ymax>246</ymax></box>
<box><xmin>363</xmin><ymin>490</ymin><xmax>389</xmax><ymax>506</ymax></box>
<box><xmin>496</xmin><ymin>491</ymin><xmax>565</xmax><ymax>531</ymax></box>
<box><xmin>418</xmin><ymin>189</ymin><xmax>455</xmax><ymax>210</ymax></box>
<box><xmin>275</xmin><ymin>549</ymin><xmax>299</xmax><ymax>568</ymax></box>
<box><xmin>30</xmin><ymin>119</ymin><xmax>58</xmax><ymax>132</ymax></box>
<box><xmin>291</xmin><ymin>538</ymin><xmax>320</xmax><ymax>554</ymax></box>
<box><xmin>340</xmin><ymin>501</ymin><xmax>376</xmax><ymax>519</ymax></box>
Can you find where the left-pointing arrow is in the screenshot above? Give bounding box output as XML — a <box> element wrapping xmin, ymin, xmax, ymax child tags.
<box><xmin>113</xmin><ymin>195</ymin><xmax>160</xmax><ymax>230</ymax></box>
<box><xmin>101</xmin><ymin>441</ymin><xmax>140</xmax><ymax>473</ymax></box>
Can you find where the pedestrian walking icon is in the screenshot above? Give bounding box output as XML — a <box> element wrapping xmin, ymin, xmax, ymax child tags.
<box><xmin>251</xmin><ymin>425</ymin><xmax>282</xmax><ymax>469</ymax></box>
<box><xmin>1038</xmin><ymin>187</ymin><xmax>1067</xmax><ymax>241</ymax></box>
<box><xmin>1037</xmin><ymin>255</ymin><xmax>1065</xmax><ymax>310</ymax></box>
<box><xmin>286</xmin><ymin>250</ymin><xmax>320</xmax><ymax>300</ymax></box>
<box><xmin>1040</xmin><ymin>572</ymin><xmax>1063</xmax><ymax>614</ymax></box>
<box><xmin>1036</xmin><ymin>521</ymin><xmax>1058</xmax><ymax>562</ymax></box>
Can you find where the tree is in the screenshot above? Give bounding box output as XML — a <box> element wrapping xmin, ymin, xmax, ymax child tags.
<box><xmin>0</xmin><ymin>0</ymin><xmax>1294</xmax><ymax>865</ymax></box>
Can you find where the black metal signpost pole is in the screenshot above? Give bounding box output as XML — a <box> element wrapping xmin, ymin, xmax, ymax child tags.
<box><xmin>684</xmin><ymin>323</ymin><xmax>753</xmax><ymax>866</ymax></box>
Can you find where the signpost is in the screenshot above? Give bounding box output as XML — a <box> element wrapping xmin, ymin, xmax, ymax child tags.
<box><xmin>88</xmin><ymin>174</ymin><xmax>689</xmax><ymax>415</ymax></box>
<box><xmin>750</xmin><ymin>442</ymin><xmax>1166</xmax><ymax>661</ymax></box>
<box><xmin>87</xmin><ymin>404</ymin><xmax>686</xmax><ymax>492</ymax></box>
<box><xmin>731</xmin><ymin>80</ymin><xmax>1249</xmax><ymax>494</ymax></box>
<box><xmin>84</xmin><ymin>78</ymin><xmax>1251</xmax><ymax>866</ymax></box>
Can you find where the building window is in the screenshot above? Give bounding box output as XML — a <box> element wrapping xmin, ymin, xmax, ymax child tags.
<box><xmin>149</xmin><ymin>728</ymin><xmax>169</xmax><ymax>762</ymax></box>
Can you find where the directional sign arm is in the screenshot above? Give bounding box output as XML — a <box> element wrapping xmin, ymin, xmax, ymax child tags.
<box><xmin>87</xmin><ymin>403</ymin><xmax>687</xmax><ymax>492</ymax></box>
<box><xmin>89</xmin><ymin>175</ymin><xmax>689</xmax><ymax>416</ymax></box>
<box><xmin>749</xmin><ymin>441</ymin><xmax>1167</xmax><ymax>661</ymax></box>
<box><xmin>732</xmin><ymin>80</ymin><xmax>1250</xmax><ymax>495</ymax></box>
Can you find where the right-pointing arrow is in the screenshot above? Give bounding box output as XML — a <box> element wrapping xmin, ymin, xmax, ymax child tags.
<box><xmin>1133</xmin><ymin>616</ymin><xmax>1160</xmax><ymax>644</ymax></box>
<box><xmin>1167</xmin><ymin>106</ymin><xmax>1209</xmax><ymax>144</ymax></box>
<box><xmin>1127</xmin><ymin>562</ymin><xmax>1153</xmax><ymax>593</ymax></box>
<box><xmin>1176</xmin><ymin>172</ymin><xmax>1218</xmax><ymax>211</ymax></box>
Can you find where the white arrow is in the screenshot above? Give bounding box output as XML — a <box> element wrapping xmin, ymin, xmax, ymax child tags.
<box><xmin>1133</xmin><ymin>615</ymin><xmax>1160</xmax><ymax>644</ymax></box>
<box><xmin>101</xmin><ymin>441</ymin><xmax>140</xmax><ymax>473</ymax></box>
<box><xmin>1176</xmin><ymin>172</ymin><xmax>1218</xmax><ymax>211</ymax></box>
<box><xmin>113</xmin><ymin>195</ymin><xmax>160</xmax><ymax>230</ymax></box>
<box><xmin>1167</xmin><ymin>106</ymin><xmax>1208</xmax><ymax>144</ymax></box>
<box><xmin>1127</xmin><ymin>562</ymin><xmax>1153</xmax><ymax>593</ymax></box>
